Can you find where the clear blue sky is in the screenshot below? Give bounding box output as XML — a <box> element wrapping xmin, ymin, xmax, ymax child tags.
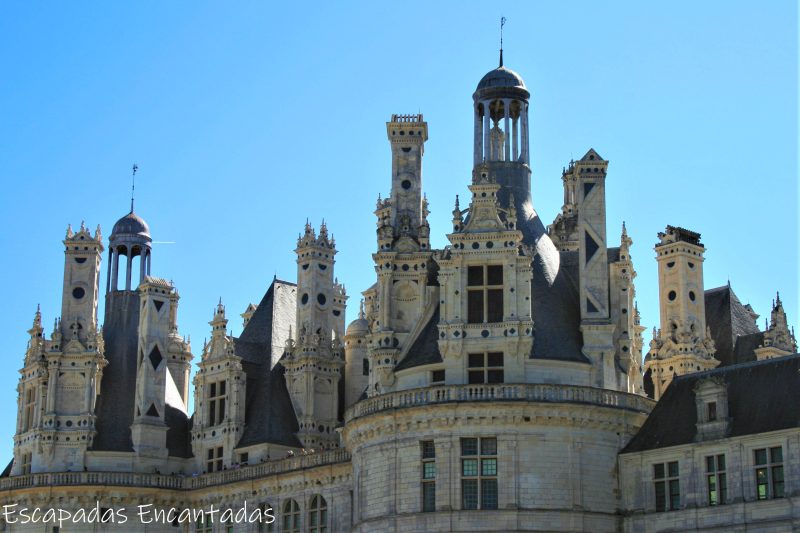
<box><xmin>0</xmin><ymin>2</ymin><xmax>796</xmax><ymax>463</ymax></box>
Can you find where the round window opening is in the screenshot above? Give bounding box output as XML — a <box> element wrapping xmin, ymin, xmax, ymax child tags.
<box><xmin>72</xmin><ymin>287</ymin><xmax>85</xmax><ymax>299</ymax></box>
<box><xmin>301</xmin><ymin>293</ymin><xmax>309</xmax><ymax>305</ymax></box>
<box><xmin>689</xmin><ymin>291</ymin><xmax>696</xmax><ymax>301</ymax></box>
<box><xmin>668</xmin><ymin>290</ymin><xmax>677</xmax><ymax>301</ymax></box>
<box><xmin>317</xmin><ymin>293</ymin><xmax>327</xmax><ymax>305</ymax></box>
<box><xmin>401</xmin><ymin>179</ymin><xmax>412</xmax><ymax>190</ymax></box>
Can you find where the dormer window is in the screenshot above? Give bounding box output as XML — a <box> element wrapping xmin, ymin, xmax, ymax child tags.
<box><xmin>707</xmin><ymin>402</ymin><xmax>717</xmax><ymax>422</ymax></box>
<box><xmin>467</xmin><ymin>265</ymin><xmax>503</xmax><ymax>323</ymax></box>
<box><xmin>694</xmin><ymin>378</ymin><xmax>729</xmax><ymax>441</ymax></box>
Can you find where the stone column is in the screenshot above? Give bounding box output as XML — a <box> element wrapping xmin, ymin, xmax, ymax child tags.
<box><xmin>111</xmin><ymin>250</ymin><xmax>119</xmax><ymax>292</ymax></box>
<box><xmin>106</xmin><ymin>249</ymin><xmax>113</xmax><ymax>294</ymax></box>
<box><xmin>125</xmin><ymin>254</ymin><xmax>132</xmax><ymax>291</ymax></box>
<box><xmin>521</xmin><ymin>105</ymin><xmax>529</xmax><ymax>164</ymax></box>
<box><xmin>483</xmin><ymin>100</ymin><xmax>491</xmax><ymax>162</ymax></box>
<box><xmin>512</xmin><ymin>113</ymin><xmax>519</xmax><ymax>161</ymax></box>
<box><xmin>503</xmin><ymin>99</ymin><xmax>511</xmax><ymax>162</ymax></box>
<box><xmin>474</xmin><ymin>103</ymin><xmax>482</xmax><ymax>165</ymax></box>
<box><xmin>139</xmin><ymin>253</ymin><xmax>146</xmax><ymax>283</ymax></box>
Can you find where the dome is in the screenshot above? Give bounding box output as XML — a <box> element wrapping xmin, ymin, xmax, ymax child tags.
<box><xmin>346</xmin><ymin>317</ymin><xmax>369</xmax><ymax>337</ymax></box>
<box><xmin>476</xmin><ymin>66</ymin><xmax>526</xmax><ymax>91</ymax></box>
<box><xmin>111</xmin><ymin>211</ymin><xmax>150</xmax><ymax>239</ymax></box>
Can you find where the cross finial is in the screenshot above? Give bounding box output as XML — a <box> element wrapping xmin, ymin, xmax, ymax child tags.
<box><xmin>131</xmin><ymin>164</ymin><xmax>138</xmax><ymax>213</ymax></box>
<box><xmin>499</xmin><ymin>17</ymin><xmax>506</xmax><ymax>67</ymax></box>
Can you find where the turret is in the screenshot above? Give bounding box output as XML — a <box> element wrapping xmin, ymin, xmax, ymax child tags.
<box><xmin>755</xmin><ymin>293</ymin><xmax>797</xmax><ymax>360</ymax></box>
<box><xmin>344</xmin><ymin>301</ymin><xmax>370</xmax><ymax>408</ymax></box>
<box><xmin>644</xmin><ymin>226</ymin><xmax>718</xmax><ymax>399</ymax></box>
<box><xmin>284</xmin><ymin>221</ymin><xmax>346</xmax><ymax>448</ymax></box>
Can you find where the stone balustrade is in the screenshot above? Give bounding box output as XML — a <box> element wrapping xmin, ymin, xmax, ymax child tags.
<box><xmin>0</xmin><ymin>448</ymin><xmax>351</xmax><ymax>492</ymax></box>
<box><xmin>346</xmin><ymin>383</ymin><xmax>654</xmax><ymax>422</ymax></box>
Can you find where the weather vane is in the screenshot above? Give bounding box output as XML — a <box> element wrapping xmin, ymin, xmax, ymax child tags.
<box><xmin>131</xmin><ymin>163</ymin><xmax>138</xmax><ymax>213</ymax></box>
<box><xmin>500</xmin><ymin>17</ymin><xmax>507</xmax><ymax>67</ymax></box>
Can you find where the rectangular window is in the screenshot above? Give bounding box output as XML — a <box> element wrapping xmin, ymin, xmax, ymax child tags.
<box><xmin>707</xmin><ymin>402</ymin><xmax>717</xmax><ymax>421</ymax></box>
<box><xmin>755</xmin><ymin>446</ymin><xmax>784</xmax><ymax>500</ymax></box>
<box><xmin>431</xmin><ymin>370</ymin><xmax>445</xmax><ymax>384</ymax></box>
<box><xmin>196</xmin><ymin>512</ymin><xmax>213</xmax><ymax>533</ymax></box>
<box><xmin>467</xmin><ymin>265</ymin><xmax>504</xmax><ymax>323</ymax></box>
<box><xmin>362</xmin><ymin>358</ymin><xmax>369</xmax><ymax>376</ymax></box>
<box><xmin>421</xmin><ymin>440</ymin><xmax>436</xmax><ymax>512</ymax></box>
<box><xmin>461</xmin><ymin>437</ymin><xmax>498</xmax><ymax>510</ymax></box>
<box><xmin>21</xmin><ymin>452</ymin><xmax>32</xmax><ymax>475</ymax></box>
<box><xmin>654</xmin><ymin>461</ymin><xmax>680</xmax><ymax>511</ymax></box>
<box><xmin>706</xmin><ymin>454</ymin><xmax>727</xmax><ymax>505</ymax></box>
<box><xmin>23</xmin><ymin>388</ymin><xmax>36</xmax><ymax>432</ymax></box>
<box><xmin>207</xmin><ymin>380</ymin><xmax>227</xmax><ymax>426</ymax></box>
<box><xmin>239</xmin><ymin>452</ymin><xmax>249</xmax><ymax>466</ymax></box>
<box><xmin>206</xmin><ymin>446</ymin><xmax>224</xmax><ymax>473</ymax></box>
<box><xmin>468</xmin><ymin>352</ymin><xmax>504</xmax><ymax>384</ymax></box>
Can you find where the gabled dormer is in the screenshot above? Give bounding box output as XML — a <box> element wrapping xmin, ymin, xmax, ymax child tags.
<box><xmin>694</xmin><ymin>377</ymin><xmax>730</xmax><ymax>441</ymax></box>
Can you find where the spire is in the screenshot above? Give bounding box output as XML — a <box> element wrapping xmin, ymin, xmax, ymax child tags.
<box><xmin>130</xmin><ymin>163</ymin><xmax>138</xmax><ymax>213</ymax></box>
<box><xmin>499</xmin><ymin>16</ymin><xmax>506</xmax><ymax>67</ymax></box>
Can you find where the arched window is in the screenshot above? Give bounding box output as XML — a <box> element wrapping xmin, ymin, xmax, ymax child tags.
<box><xmin>257</xmin><ymin>502</ymin><xmax>275</xmax><ymax>533</ymax></box>
<box><xmin>282</xmin><ymin>499</ymin><xmax>300</xmax><ymax>533</ymax></box>
<box><xmin>308</xmin><ymin>495</ymin><xmax>327</xmax><ymax>533</ymax></box>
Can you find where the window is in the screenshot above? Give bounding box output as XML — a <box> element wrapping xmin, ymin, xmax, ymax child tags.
<box><xmin>755</xmin><ymin>446</ymin><xmax>784</xmax><ymax>500</ymax></box>
<box><xmin>654</xmin><ymin>461</ymin><xmax>680</xmax><ymax>511</ymax></box>
<box><xmin>421</xmin><ymin>440</ymin><xmax>436</xmax><ymax>512</ymax></box>
<box><xmin>21</xmin><ymin>452</ymin><xmax>32</xmax><ymax>475</ymax></box>
<box><xmin>282</xmin><ymin>499</ymin><xmax>300</xmax><ymax>533</ymax></box>
<box><xmin>707</xmin><ymin>402</ymin><xmax>717</xmax><ymax>422</ymax></box>
<box><xmin>196</xmin><ymin>512</ymin><xmax>213</xmax><ymax>533</ymax></box>
<box><xmin>206</xmin><ymin>446</ymin><xmax>223</xmax><ymax>473</ymax></box>
<box><xmin>207</xmin><ymin>380</ymin><xmax>226</xmax><ymax>426</ymax></box>
<box><xmin>257</xmin><ymin>502</ymin><xmax>274</xmax><ymax>533</ymax></box>
<box><xmin>468</xmin><ymin>353</ymin><xmax>504</xmax><ymax>384</ymax></box>
<box><xmin>223</xmin><ymin>512</ymin><xmax>234</xmax><ymax>533</ymax></box>
<box><xmin>706</xmin><ymin>454</ymin><xmax>727</xmax><ymax>505</ymax></box>
<box><xmin>461</xmin><ymin>437</ymin><xmax>497</xmax><ymax>510</ymax></box>
<box><xmin>239</xmin><ymin>452</ymin><xmax>249</xmax><ymax>466</ymax></box>
<box><xmin>308</xmin><ymin>495</ymin><xmax>327</xmax><ymax>533</ymax></box>
<box><xmin>23</xmin><ymin>387</ymin><xmax>36</xmax><ymax>432</ymax></box>
<box><xmin>467</xmin><ymin>265</ymin><xmax>504</xmax><ymax>323</ymax></box>
<box><xmin>362</xmin><ymin>358</ymin><xmax>369</xmax><ymax>376</ymax></box>
<box><xmin>431</xmin><ymin>370</ymin><xmax>445</xmax><ymax>384</ymax></box>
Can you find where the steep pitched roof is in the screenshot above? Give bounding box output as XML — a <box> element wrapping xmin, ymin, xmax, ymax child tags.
<box><xmin>531</xmin><ymin>250</ymin><xmax>588</xmax><ymax>362</ymax></box>
<box><xmin>622</xmin><ymin>353</ymin><xmax>800</xmax><ymax>454</ymax></box>
<box><xmin>233</xmin><ymin>279</ymin><xmax>302</xmax><ymax>449</ymax></box>
<box><xmin>705</xmin><ymin>285</ymin><xmax>761</xmax><ymax>367</ymax></box>
<box><xmin>395</xmin><ymin>306</ymin><xmax>443</xmax><ymax>371</ymax></box>
<box><xmin>237</xmin><ymin>362</ymin><xmax>302</xmax><ymax>449</ymax></box>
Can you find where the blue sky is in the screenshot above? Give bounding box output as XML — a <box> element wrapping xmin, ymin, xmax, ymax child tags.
<box><xmin>0</xmin><ymin>2</ymin><xmax>796</xmax><ymax>463</ymax></box>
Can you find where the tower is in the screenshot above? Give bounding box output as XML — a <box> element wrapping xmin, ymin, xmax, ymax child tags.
<box><xmin>191</xmin><ymin>300</ymin><xmax>246</xmax><ymax>472</ymax></box>
<box><xmin>283</xmin><ymin>221</ymin><xmax>346</xmax><ymax>448</ymax></box>
<box><xmin>130</xmin><ymin>277</ymin><xmax>180</xmax><ymax>469</ymax></box>
<box><xmin>344</xmin><ymin>301</ymin><xmax>370</xmax><ymax>408</ymax></box>
<box><xmin>13</xmin><ymin>223</ymin><xmax>107</xmax><ymax>474</ymax></box>
<box><xmin>755</xmin><ymin>293</ymin><xmax>797</xmax><ymax>360</ymax></box>
<box><xmin>645</xmin><ymin>226</ymin><xmax>718</xmax><ymax>399</ymax></box>
<box><xmin>609</xmin><ymin>223</ymin><xmax>644</xmax><ymax>394</ymax></box>
<box><xmin>379</xmin><ymin>114</ymin><xmax>430</xmax><ymax>252</ymax></box>
<box><xmin>93</xmin><ymin>208</ymin><xmax>153</xmax><ymax>454</ymax></box>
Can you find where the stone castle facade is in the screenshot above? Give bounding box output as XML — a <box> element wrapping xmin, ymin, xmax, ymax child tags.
<box><xmin>2</xmin><ymin>57</ymin><xmax>799</xmax><ymax>532</ymax></box>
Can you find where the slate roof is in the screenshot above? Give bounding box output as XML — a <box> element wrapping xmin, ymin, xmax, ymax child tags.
<box><xmin>395</xmin><ymin>306</ymin><xmax>443</xmax><ymax>371</ymax></box>
<box><xmin>622</xmin><ymin>353</ymin><xmax>800</xmax><ymax>454</ymax></box>
<box><xmin>233</xmin><ymin>279</ymin><xmax>302</xmax><ymax>449</ymax></box>
<box><xmin>705</xmin><ymin>285</ymin><xmax>762</xmax><ymax>367</ymax></box>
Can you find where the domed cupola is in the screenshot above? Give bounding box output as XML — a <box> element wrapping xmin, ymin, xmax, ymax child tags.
<box><xmin>106</xmin><ymin>207</ymin><xmax>152</xmax><ymax>293</ymax></box>
<box><xmin>473</xmin><ymin>50</ymin><xmax>531</xmax><ymax>170</ymax></box>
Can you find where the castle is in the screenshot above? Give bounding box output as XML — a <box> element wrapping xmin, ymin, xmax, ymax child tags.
<box><xmin>2</xmin><ymin>56</ymin><xmax>799</xmax><ymax>532</ymax></box>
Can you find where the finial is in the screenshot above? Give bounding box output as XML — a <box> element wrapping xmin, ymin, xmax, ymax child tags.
<box><xmin>359</xmin><ymin>299</ymin><xmax>365</xmax><ymax>319</ymax></box>
<box><xmin>622</xmin><ymin>221</ymin><xmax>628</xmax><ymax>236</ymax></box>
<box><xmin>776</xmin><ymin>291</ymin><xmax>782</xmax><ymax>306</ymax></box>
<box><xmin>131</xmin><ymin>163</ymin><xmax>138</xmax><ymax>213</ymax></box>
<box><xmin>499</xmin><ymin>17</ymin><xmax>506</xmax><ymax>67</ymax></box>
<box><xmin>66</xmin><ymin>224</ymin><xmax>73</xmax><ymax>239</ymax></box>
